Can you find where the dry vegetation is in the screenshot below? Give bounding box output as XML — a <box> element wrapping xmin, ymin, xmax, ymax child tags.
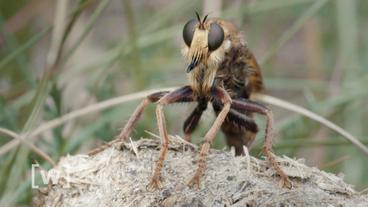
<box><xmin>1</xmin><ymin>0</ymin><xmax>368</xmax><ymax>206</ymax></box>
<box><xmin>34</xmin><ymin>139</ymin><xmax>368</xmax><ymax>207</ymax></box>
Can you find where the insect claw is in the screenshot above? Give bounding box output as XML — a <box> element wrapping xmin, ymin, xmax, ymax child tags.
<box><xmin>146</xmin><ymin>177</ymin><xmax>163</xmax><ymax>191</ymax></box>
<box><xmin>279</xmin><ymin>177</ymin><xmax>292</xmax><ymax>189</ymax></box>
<box><xmin>187</xmin><ymin>175</ymin><xmax>201</xmax><ymax>189</ymax></box>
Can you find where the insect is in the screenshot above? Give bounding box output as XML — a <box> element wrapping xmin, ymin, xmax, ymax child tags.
<box><xmin>92</xmin><ymin>13</ymin><xmax>291</xmax><ymax>190</ymax></box>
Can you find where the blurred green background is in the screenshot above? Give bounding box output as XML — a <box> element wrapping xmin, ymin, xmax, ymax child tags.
<box><xmin>0</xmin><ymin>0</ymin><xmax>367</xmax><ymax>205</ymax></box>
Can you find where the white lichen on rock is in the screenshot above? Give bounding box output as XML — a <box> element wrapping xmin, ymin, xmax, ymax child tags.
<box><xmin>34</xmin><ymin>138</ymin><xmax>368</xmax><ymax>207</ymax></box>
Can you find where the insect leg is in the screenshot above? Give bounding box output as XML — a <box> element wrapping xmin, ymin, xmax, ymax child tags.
<box><xmin>214</xmin><ymin>100</ymin><xmax>259</xmax><ymax>155</ymax></box>
<box><xmin>231</xmin><ymin>99</ymin><xmax>292</xmax><ymax>188</ymax></box>
<box><xmin>188</xmin><ymin>87</ymin><xmax>231</xmax><ymax>188</ymax></box>
<box><xmin>117</xmin><ymin>92</ymin><xmax>169</xmax><ymax>141</ymax></box>
<box><xmin>147</xmin><ymin>86</ymin><xmax>195</xmax><ymax>191</ymax></box>
<box><xmin>183</xmin><ymin>98</ymin><xmax>208</xmax><ymax>142</ymax></box>
<box><xmin>88</xmin><ymin>91</ymin><xmax>169</xmax><ymax>155</ymax></box>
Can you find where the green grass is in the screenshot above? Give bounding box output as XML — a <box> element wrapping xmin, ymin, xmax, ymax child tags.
<box><xmin>0</xmin><ymin>0</ymin><xmax>367</xmax><ymax>205</ymax></box>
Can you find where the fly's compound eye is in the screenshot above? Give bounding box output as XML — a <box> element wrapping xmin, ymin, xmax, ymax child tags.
<box><xmin>208</xmin><ymin>23</ymin><xmax>224</xmax><ymax>51</ymax></box>
<box><xmin>183</xmin><ymin>19</ymin><xmax>197</xmax><ymax>47</ymax></box>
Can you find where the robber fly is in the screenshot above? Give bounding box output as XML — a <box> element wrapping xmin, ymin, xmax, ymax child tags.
<box><xmin>90</xmin><ymin>13</ymin><xmax>291</xmax><ymax>190</ymax></box>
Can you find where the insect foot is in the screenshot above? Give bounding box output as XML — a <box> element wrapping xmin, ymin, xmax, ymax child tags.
<box><xmin>146</xmin><ymin>176</ymin><xmax>163</xmax><ymax>192</ymax></box>
<box><xmin>279</xmin><ymin>176</ymin><xmax>293</xmax><ymax>189</ymax></box>
<box><xmin>187</xmin><ymin>174</ymin><xmax>202</xmax><ymax>189</ymax></box>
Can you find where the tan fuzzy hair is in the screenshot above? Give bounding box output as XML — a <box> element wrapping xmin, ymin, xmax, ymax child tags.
<box><xmin>182</xmin><ymin>19</ymin><xmax>233</xmax><ymax>96</ymax></box>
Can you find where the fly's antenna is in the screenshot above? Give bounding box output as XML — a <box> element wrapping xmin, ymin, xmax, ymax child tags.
<box><xmin>202</xmin><ymin>14</ymin><xmax>209</xmax><ymax>23</ymax></box>
<box><xmin>195</xmin><ymin>11</ymin><xmax>207</xmax><ymax>29</ymax></box>
<box><xmin>195</xmin><ymin>11</ymin><xmax>201</xmax><ymax>22</ymax></box>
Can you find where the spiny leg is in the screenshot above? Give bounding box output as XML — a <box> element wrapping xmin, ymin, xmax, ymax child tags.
<box><xmin>231</xmin><ymin>99</ymin><xmax>292</xmax><ymax>188</ymax></box>
<box><xmin>213</xmin><ymin>101</ymin><xmax>259</xmax><ymax>155</ymax></box>
<box><xmin>188</xmin><ymin>87</ymin><xmax>231</xmax><ymax>188</ymax></box>
<box><xmin>88</xmin><ymin>91</ymin><xmax>168</xmax><ymax>155</ymax></box>
<box><xmin>147</xmin><ymin>86</ymin><xmax>194</xmax><ymax>191</ymax></box>
<box><xmin>117</xmin><ymin>91</ymin><xmax>169</xmax><ymax>142</ymax></box>
<box><xmin>183</xmin><ymin>97</ymin><xmax>207</xmax><ymax>142</ymax></box>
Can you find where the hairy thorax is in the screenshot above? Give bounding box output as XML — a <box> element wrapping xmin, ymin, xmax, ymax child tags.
<box><xmin>188</xmin><ymin>63</ymin><xmax>217</xmax><ymax>98</ymax></box>
<box><xmin>215</xmin><ymin>45</ymin><xmax>264</xmax><ymax>99</ymax></box>
<box><xmin>189</xmin><ymin>45</ymin><xmax>254</xmax><ymax>99</ymax></box>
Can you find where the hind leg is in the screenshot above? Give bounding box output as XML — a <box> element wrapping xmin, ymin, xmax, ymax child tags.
<box><xmin>183</xmin><ymin>98</ymin><xmax>207</xmax><ymax>142</ymax></box>
<box><xmin>231</xmin><ymin>99</ymin><xmax>292</xmax><ymax>188</ymax></box>
<box><xmin>212</xmin><ymin>99</ymin><xmax>291</xmax><ymax>188</ymax></box>
<box><xmin>147</xmin><ymin>86</ymin><xmax>195</xmax><ymax>191</ymax></box>
<box><xmin>213</xmin><ymin>102</ymin><xmax>259</xmax><ymax>155</ymax></box>
<box><xmin>88</xmin><ymin>91</ymin><xmax>169</xmax><ymax>155</ymax></box>
<box><xmin>188</xmin><ymin>87</ymin><xmax>232</xmax><ymax>188</ymax></box>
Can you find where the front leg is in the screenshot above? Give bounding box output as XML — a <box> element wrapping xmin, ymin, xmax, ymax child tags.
<box><xmin>231</xmin><ymin>99</ymin><xmax>292</xmax><ymax>188</ymax></box>
<box><xmin>188</xmin><ymin>87</ymin><xmax>231</xmax><ymax>188</ymax></box>
<box><xmin>88</xmin><ymin>91</ymin><xmax>168</xmax><ymax>155</ymax></box>
<box><xmin>147</xmin><ymin>86</ymin><xmax>194</xmax><ymax>191</ymax></box>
